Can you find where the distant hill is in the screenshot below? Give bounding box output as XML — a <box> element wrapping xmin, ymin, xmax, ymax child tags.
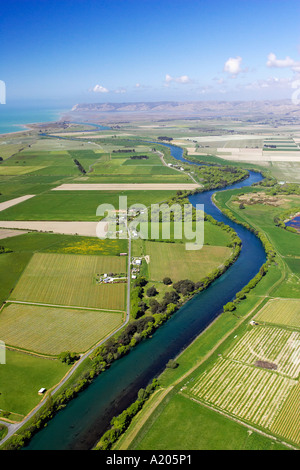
<box><xmin>68</xmin><ymin>100</ymin><xmax>300</xmax><ymax>121</ymax></box>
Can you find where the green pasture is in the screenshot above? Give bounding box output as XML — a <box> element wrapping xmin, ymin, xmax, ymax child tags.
<box><xmin>0</xmin><ymin>231</ymin><xmax>128</xmax><ymax>256</ymax></box>
<box><xmin>0</xmin><ymin>349</ymin><xmax>69</xmax><ymax>418</ymax></box>
<box><xmin>130</xmin><ymin>393</ymin><xmax>287</xmax><ymax>450</ymax></box>
<box><xmin>145</xmin><ymin>241</ymin><xmax>231</xmax><ymax>282</ymax></box>
<box><xmin>0</xmin><ymin>190</ymin><xmax>177</xmax><ymax>221</ymax></box>
<box><xmin>0</xmin><ymin>252</ymin><xmax>32</xmax><ymax>306</ymax></box>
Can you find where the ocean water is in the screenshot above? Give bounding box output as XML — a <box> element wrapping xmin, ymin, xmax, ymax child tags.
<box><xmin>0</xmin><ymin>105</ymin><xmax>67</xmax><ymax>135</ymax></box>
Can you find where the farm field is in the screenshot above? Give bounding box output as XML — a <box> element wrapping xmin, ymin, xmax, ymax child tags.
<box><xmin>1</xmin><ymin>144</ymin><xmax>192</xmax><ymax>183</ymax></box>
<box><xmin>132</xmin><ymin>219</ymin><xmax>232</xmax><ymax>253</ymax></box>
<box><xmin>0</xmin><ymin>252</ymin><xmax>32</xmax><ymax>306</ymax></box>
<box><xmin>120</xmin><ymin>177</ymin><xmax>300</xmax><ymax>451</ymax></box>
<box><xmin>0</xmin><ymin>229</ymin><xmax>29</xmax><ymax>240</ymax></box>
<box><xmin>217</xmin><ymin>191</ymin><xmax>300</xmax><ymax>258</ymax></box>
<box><xmin>0</xmin><ymin>166</ymin><xmax>46</xmax><ymax>176</ymax></box>
<box><xmin>0</xmin><ymin>195</ymin><xmax>35</xmax><ymax>212</ymax></box>
<box><xmin>226</xmin><ymin>325</ymin><xmax>300</xmax><ymax>378</ymax></box>
<box><xmin>270</xmin><ymin>381</ymin><xmax>300</xmax><ymax>445</ymax></box>
<box><xmin>127</xmin><ymin>393</ymin><xmax>287</xmax><ymax>451</ymax></box>
<box><xmin>0</xmin><ymin>303</ymin><xmax>124</xmax><ymax>355</ymax></box>
<box><xmin>0</xmin><ymin>190</ymin><xmax>177</xmax><ymax>221</ymax></box>
<box><xmin>265</xmin><ymin>162</ymin><xmax>300</xmax><ymax>184</ymax></box>
<box><xmin>1</xmin><ymin>117</ymin><xmax>300</xmax><ymax>450</ymax></box>
<box><xmin>188</xmin><ymin>357</ymin><xmax>297</xmax><ymax>435</ymax></box>
<box><xmin>255</xmin><ymin>298</ymin><xmax>300</xmax><ymax>329</ymax></box>
<box><xmin>9</xmin><ymin>252</ymin><xmax>127</xmax><ymax>310</ymax></box>
<box><xmin>0</xmin><ymin>220</ymin><xmax>107</xmax><ymax>238</ymax></box>
<box><xmin>0</xmin><ymin>231</ymin><xmax>128</xmax><ymax>256</ymax></box>
<box><xmin>0</xmin><ymin>348</ymin><xmax>70</xmax><ymax>419</ymax></box>
<box><xmin>145</xmin><ymin>241</ymin><xmax>231</xmax><ymax>282</ymax></box>
<box><xmin>86</xmin><ymin>150</ymin><xmax>192</xmax><ymax>183</ymax></box>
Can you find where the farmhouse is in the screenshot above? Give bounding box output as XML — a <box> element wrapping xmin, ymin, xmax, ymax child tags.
<box><xmin>132</xmin><ymin>258</ymin><xmax>142</xmax><ymax>266</ymax></box>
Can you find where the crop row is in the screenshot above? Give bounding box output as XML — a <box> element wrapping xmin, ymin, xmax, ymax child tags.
<box><xmin>189</xmin><ymin>358</ymin><xmax>296</xmax><ymax>430</ymax></box>
<box><xmin>271</xmin><ymin>382</ymin><xmax>300</xmax><ymax>445</ymax></box>
<box><xmin>227</xmin><ymin>326</ymin><xmax>300</xmax><ymax>378</ymax></box>
<box><xmin>255</xmin><ymin>299</ymin><xmax>300</xmax><ymax>329</ymax></box>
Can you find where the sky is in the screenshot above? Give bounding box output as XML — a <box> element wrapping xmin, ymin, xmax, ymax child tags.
<box><xmin>1</xmin><ymin>0</ymin><xmax>300</xmax><ymax>106</ymax></box>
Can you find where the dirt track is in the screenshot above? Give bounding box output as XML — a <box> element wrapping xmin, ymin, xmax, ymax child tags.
<box><xmin>0</xmin><ymin>221</ymin><xmax>108</xmax><ymax>237</ymax></box>
<box><xmin>0</xmin><ymin>195</ymin><xmax>35</xmax><ymax>212</ymax></box>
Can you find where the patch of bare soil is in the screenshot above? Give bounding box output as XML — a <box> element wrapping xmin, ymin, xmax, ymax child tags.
<box><xmin>235</xmin><ymin>192</ymin><xmax>288</xmax><ymax>207</ymax></box>
<box><xmin>255</xmin><ymin>360</ymin><xmax>278</xmax><ymax>370</ymax></box>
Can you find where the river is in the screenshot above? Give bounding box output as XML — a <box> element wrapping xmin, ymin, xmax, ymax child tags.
<box><xmin>24</xmin><ymin>144</ymin><xmax>266</xmax><ymax>450</ymax></box>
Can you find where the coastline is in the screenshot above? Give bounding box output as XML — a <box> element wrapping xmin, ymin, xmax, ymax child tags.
<box><xmin>0</xmin><ymin>106</ymin><xmax>66</xmax><ymax>136</ymax></box>
<box><xmin>0</xmin><ymin>125</ymin><xmax>33</xmax><ymax>137</ymax></box>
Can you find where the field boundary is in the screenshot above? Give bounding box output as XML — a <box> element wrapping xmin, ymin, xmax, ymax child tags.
<box><xmin>182</xmin><ymin>393</ymin><xmax>297</xmax><ymax>450</ymax></box>
<box><xmin>4</xmin><ymin>300</ymin><xmax>125</xmax><ymax>314</ymax></box>
<box><xmin>52</xmin><ymin>183</ymin><xmax>200</xmax><ymax>191</ymax></box>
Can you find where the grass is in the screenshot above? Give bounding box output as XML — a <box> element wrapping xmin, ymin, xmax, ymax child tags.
<box><xmin>130</xmin><ymin>393</ymin><xmax>287</xmax><ymax>450</ymax></box>
<box><xmin>217</xmin><ymin>190</ymin><xmax>300</xmax><ymax>258</ymax></box>
<box><xmin>0</xmin><ymin>166</ymin><xmax>47</xmax><ymax>176</ymax></box>
<box><xmin>0</xmin><ymin>303</ymin><xmax>124</xmax><ymax>355</ymax></box>
<box><xmin>0</xmin><ymin>348</ymin><xmax>70</xmax><ymax>418</ymax></box>
<box><xmin>0</xmin><ymin>190</ymin><xmax>177</xmax><ymax>221</ymax></box>
<box><xmin>0</xmin><ymin>252</ymin><xmax>32</xmax><ymax>306</ymax></box>
<box><xmin>145</xmin><ymin>241</ymin><xmax>231</xmax><ymax>282</ymax></box>
<box><xmin>255</xmin><ymin>298</ymin><xmax>300</xmax><ymax>329</ymax></box>
<box><xmin>0</xmin><ymin>231</ymin><xmax>128</xmax><ymax>256</ymax></box>
<box><xmin>132</xmin><ymin>219</ymin><xmax>232</xmax><ymax>247</ymax></box>
<box><xmin>9</xmin><ymin>252</ymin><xmax>127</xmax><ymax>310</ymax></box>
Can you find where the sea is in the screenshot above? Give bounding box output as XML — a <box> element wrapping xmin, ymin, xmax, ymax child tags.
<box><xmin>0</xmin><ymin>104</ymin><xmax>69</xmax><ymax>135</ymax></box>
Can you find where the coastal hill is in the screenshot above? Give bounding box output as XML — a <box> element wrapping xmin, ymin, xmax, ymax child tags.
<box><xmin>68</xmin><ymin>100</ymin><xmax>300</xmax><ymax>122</ymax></box>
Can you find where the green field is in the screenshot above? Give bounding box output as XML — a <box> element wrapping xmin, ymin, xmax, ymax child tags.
<box><xmin>0</xmin><ymin>166</ymin><xmax>47</xmax><ymax>176</ymax></box>
<box><xmin>255</xmin><ymin>298</ymin><xmax>300</xmax><ymax>329</ymax></box>
<box><xmin>0</xmin><ymin>303</ymin><xmax>124</xmax><ymax>355</ymax></box>
<box><xmin>9</xmin><ymin>252</ymin><xmax>127</xmax><ymax>310</ymax></box>
<box><xmin>0</xmin><ymin>252</ymin><xmax>31</xmax><ymax>302</ymax></box>
<box><xmin>128</xmin><ymin>393</ymin><xmax>287</xmax><ymax>450</ymax></box>
<box><xmin>132</xmin><ymin>219</ymin><xmax>232</xmax><ymax>247</ymax></box>
<box><xmin>0</xmin><ymin>231</ymin><xmax>128</xmax><ymax>256</ymax></box>
<box><xmin>0</xmin><ymin>349</ymin><xmax>70</xmax><ymax>418</ymax></box>
<box><xmin>145</xmin><ymin>241</ymin><xmax>231</xmax><ymax>282</ymax></box>
<box><xmin>0</xmin><ymin>190</ymin><xmax>177</xmax><ymax>221</ymax></box>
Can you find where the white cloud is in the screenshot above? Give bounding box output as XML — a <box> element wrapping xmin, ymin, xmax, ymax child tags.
<box><xmin>92</xmin><ymin>84</ymin><xmax>109</xmax><ymax>93</ymax></box>
<box><xmin>164</xmin><ymin>74</ymin><xmax>192</xmax><ymax>84</ymax></box>
<box><xmin>224</xmin><ymin>56</ymin><xmax>243</xmax><ymax>77</ymax></box>
<box><xmin>267</xmin><ymin>53</ymin><xmax>300</xmax><ymax>72</ymax></box>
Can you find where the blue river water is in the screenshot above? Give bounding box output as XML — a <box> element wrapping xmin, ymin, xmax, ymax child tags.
<box><xmin>24</xmin><ymin>145</ymin><xmax>266</xmax><ymax>450</ymax></box>
<box><xmin>286</xmin><ymin>215</ymin><xmax>300</xmax><ymax>232</ymax></box>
